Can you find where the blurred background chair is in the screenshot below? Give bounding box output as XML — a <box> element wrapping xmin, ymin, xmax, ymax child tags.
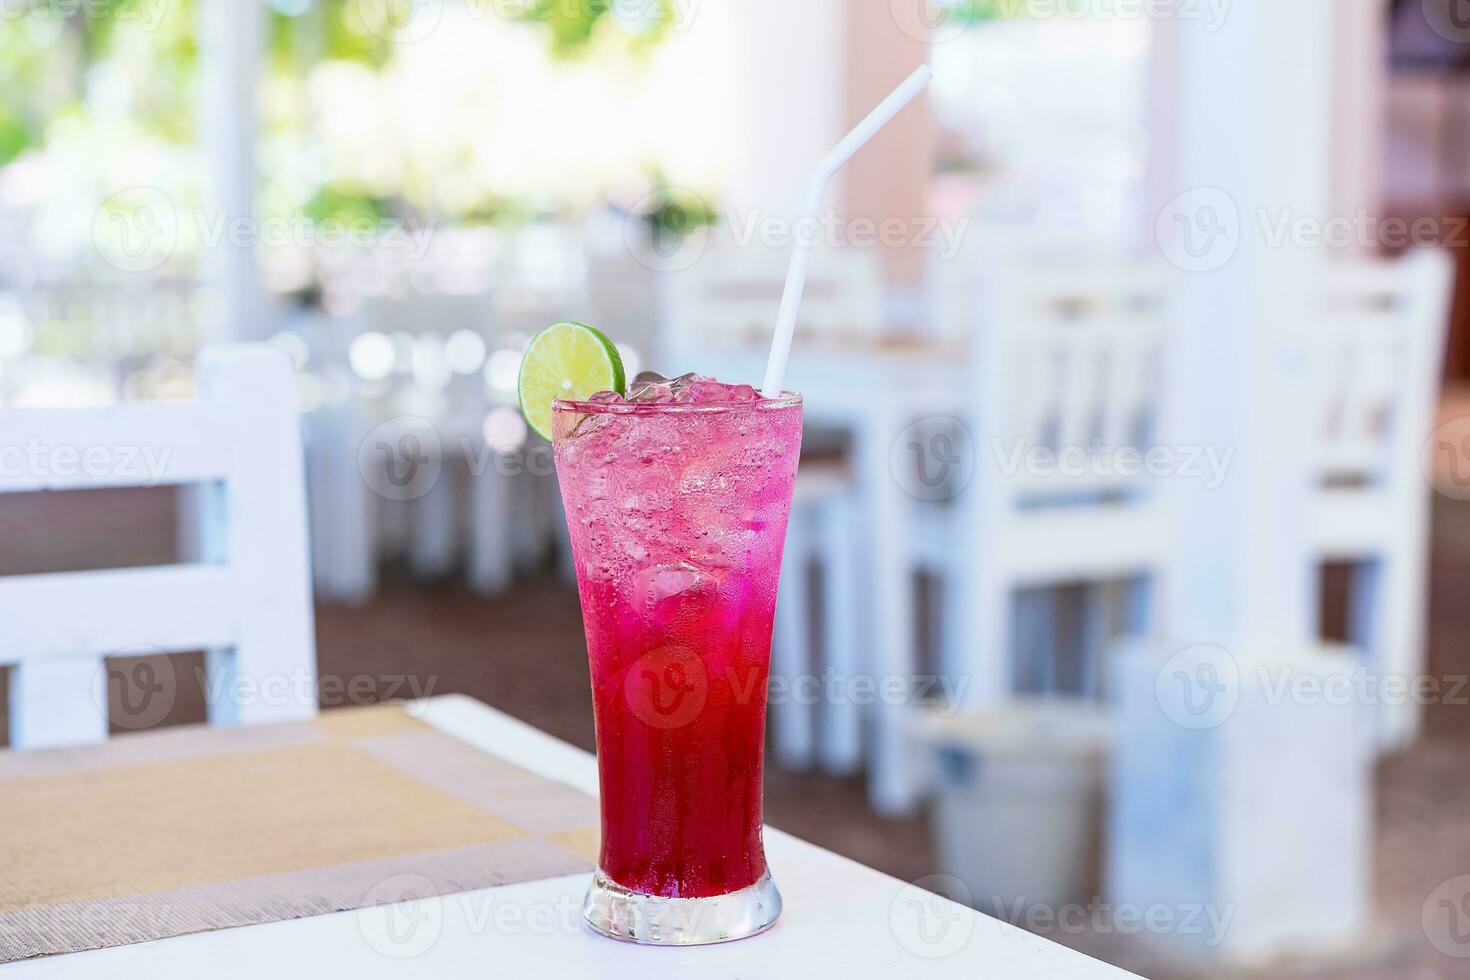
<box><xmin>946</xmin><ymin>256</ymin><xmax>1173</xmax><ymax>703</ymax></box>
<box><xmin>859</xmin><ymin>252</ymin><xmax>1174</xmax><ymax>810</ymax></box>
<box><xmin>0</xmin><ymin>345</ymin><xmax>315</xmax><ymax>748</ymax></box>
<box><xmin>1308</xmin><ymin>248</ymin><xmax>1454</xmax><ymax>751</ymax></box>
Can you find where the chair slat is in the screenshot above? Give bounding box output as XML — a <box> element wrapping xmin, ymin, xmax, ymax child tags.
<box><xmin>0</xmin><ymin>564</ymin><xmax>238</xmax><ymax>663</ymax></box>
<box><xmin>993</xmin><ymin>266</ymin><xmax>1172</xmax><ymax>498</ymax></box>
<box><xmin>0</xmin><ymin>344</ymin><xmax>316</xmax><ymax>748</ymax></box>
<box><xmin>1</xmin><ymin>403</ymin><xmax>233</xmax><ymax>492</ymax></box>
<box><xmin>1315</xmin><ymin>266</ymin><xmax>1443</xmax><ymax>481</ymax></box>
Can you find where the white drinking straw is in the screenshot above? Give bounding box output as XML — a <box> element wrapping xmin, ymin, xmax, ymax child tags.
<box><xmin>760</xmin><ymin>64</ymin><xmax>934</xmax><ymax>398</ymax></box>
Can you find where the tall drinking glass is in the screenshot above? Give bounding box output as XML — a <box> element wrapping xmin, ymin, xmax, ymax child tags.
<box><xmin>552</xmin><ymin>390</ymin><xmax>803</xmax><ymax>945</ymax></box>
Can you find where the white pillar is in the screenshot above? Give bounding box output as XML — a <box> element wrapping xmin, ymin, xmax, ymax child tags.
<box><xmin>198</xmin><ymin>0</ymin><xmax>265</xmax><ymax>342</ymax></box>
<box><xmin>1156</xmin><ymin>2</ymin><xmax>1332</xmax><ymax>648</ymax></box>
<box><xmin>1112</xmin><ymin>3</ymin><xmax>1373</xmax><ymax>965</ymax></box>
<box><xmin>1331</xmin><ymin>0</ymin><xmax>1390</xmax><ymax>231</ymax></box>
<box><xmin>841</xmin><ymin>4</ymin><xmax>936</xmax><ymax>294</ymax></box>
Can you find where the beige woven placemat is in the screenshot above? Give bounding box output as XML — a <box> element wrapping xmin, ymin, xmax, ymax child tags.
<box><xmin>0</xmin><ymin>704</ymin><xmax>600</xmax><ymax>963</ymax></box>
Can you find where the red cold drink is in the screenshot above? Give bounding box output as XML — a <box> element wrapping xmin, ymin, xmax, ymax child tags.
<box><xmin>552</xmin><ymin>376</ymin><xmax>802</xmax><ymax>945</ymax></box>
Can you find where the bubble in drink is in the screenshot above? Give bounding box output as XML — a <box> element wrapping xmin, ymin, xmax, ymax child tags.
<box><xmin>634</xmin><ymin>561</ymin><xmax>715</xmax><ymax>602</ymax></box>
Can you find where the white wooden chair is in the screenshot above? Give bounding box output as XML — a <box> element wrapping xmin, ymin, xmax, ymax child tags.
<box><xmin>0</xmin><ymin>345</ymin><xmax>317</xmax><ymax>749</ymax></box>
<box><xmin>938</xmin><ymin>259</ymin><xmax>1174</xmax><ymax>706</ymax></box>
<box><xmin>664</xmin><ymin>235</ymin><xmax>1172</xmax><ymax>802</ymax></box>
<box><xmin>853</xmin><ymin>254</ymin><xmax>1176</xmax><ymax>809</ymax></box>
<box><xmin>749</xmin><ymin>243</ymin><xmax>1174</xmax><ymax>809</ymax></box>
<box><xmin>1307</xmin><ymin>249</ymin><xmax>1453</xmax><ymax>751</ymax></box>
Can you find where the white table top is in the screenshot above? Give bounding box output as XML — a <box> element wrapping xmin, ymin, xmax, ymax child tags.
<box><xmin>8</xmin><ymin>696</ymin><xmax>1136</xmax><ymax>978</ymax></box>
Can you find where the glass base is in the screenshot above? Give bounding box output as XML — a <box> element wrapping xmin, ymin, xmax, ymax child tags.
<box><xmin>581</xmin><ymin>869</ymin><xmax>782</xmax><ymax>946</ymax></box>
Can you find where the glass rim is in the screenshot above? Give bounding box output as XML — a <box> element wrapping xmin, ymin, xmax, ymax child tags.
<box><xmin>553</xmin><ymin>392</ymin><xmax>803</xmax><ymax>416</ymax></box>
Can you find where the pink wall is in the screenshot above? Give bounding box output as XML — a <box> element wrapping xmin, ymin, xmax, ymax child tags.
<box><xmin>1333</xmin><ymin>0</ymin><xmax>1389</xmax><ymax>226</ymax></box>
<box><xmin>841</xmin><ymin>5</ymin><xmax>938</xmax><ymax>289</ymax></box>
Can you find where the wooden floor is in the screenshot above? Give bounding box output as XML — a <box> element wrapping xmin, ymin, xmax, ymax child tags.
<box><xmin>2</xmin><ymin>489</ymin><xmax>1469</xmax><ymax>977</ymax></box>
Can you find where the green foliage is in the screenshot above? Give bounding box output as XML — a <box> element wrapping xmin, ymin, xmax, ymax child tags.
<box><xmin>268</xmin><ymin>0</ymin><xmax>392</xmax><ymax>69</ymax></box>
<box><xmin>0</xmin><ymin>0</ymin><xmax>681</xmax><ymax>232</ymax></box>
<box><xmin>71</xmin><ymin>0</ymin><xmax>131</xmax><ymax>53</ymax></box>
<box><xmin>945</xmin><ymin>0</ymin><xmax>1033</xmax><ymax>24</ymax></box>
<box><xmin>0</xmin><ymin>106</ymin><xmax>33</xmax><ymax>167</ymax></box>
<box><xmin>2</xmin><ymin>0</ymin><xmax>200</xmax><ymax>142</ymax></box>
<box><xmin>639</xmin><ymin>173</ymin><xmax>718</xmax><ymax>245</ymax></box>
<box><xmin>516</xmin><ymin>0</ymin><xmax>675</xmax><ymax>58</ymax></box>
<box><xmin>301</xmin><ymin>182</ymin><xmax>392</xmax><ymax>226</ymax></box>
<box><xmin>126</xmin><ymin>0</ymin><xmax>201</xmax><ymax>144</ymax></box>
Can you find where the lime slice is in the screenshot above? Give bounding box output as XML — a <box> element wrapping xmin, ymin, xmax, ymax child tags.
<box><xmin>517</xmin><ymin>321</ymin><xmax>625</xmax><ymax>441</ymax></box>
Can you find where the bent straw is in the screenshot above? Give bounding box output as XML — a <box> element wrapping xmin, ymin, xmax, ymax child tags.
<box><xmin>760</xmin><ymin>64</ymin><xmax>934</xmax><ymax>398</ymax></box>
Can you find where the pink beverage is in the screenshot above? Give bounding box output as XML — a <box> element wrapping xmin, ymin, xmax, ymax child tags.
<box><xmin>552</xmin><ymin>375</ymin><xmax>802</xmax><ymax>945</ymax></box>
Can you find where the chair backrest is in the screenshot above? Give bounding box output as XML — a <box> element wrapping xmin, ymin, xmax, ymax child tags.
<box><xmin>1312</xmin><ymin>249</ymin><xmax>1453</xmax><ymax>492</ymax></box>
<box><xmin>929</xmin><ymin>225</ymin><xmax>1123</xmax><ymax>341</ymax></box>
<box><xmin>1308</xmin><ymin>250</ymin><xmax>1452</xmax><ymax>751</ymax></box>
<box><xmin>975</xmin><ymin>257</ymin><xmax>1173</xmax><ymax>504</ymax></box>
<box><xmin>0</xmin><ymin>344</ymin><xmax>316</xmax><ymax>749</ymax></box>
<box><xmin>661</xmin><ymin>239</ymin><xmax>886</xmax><ymax>348</ymax></box>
